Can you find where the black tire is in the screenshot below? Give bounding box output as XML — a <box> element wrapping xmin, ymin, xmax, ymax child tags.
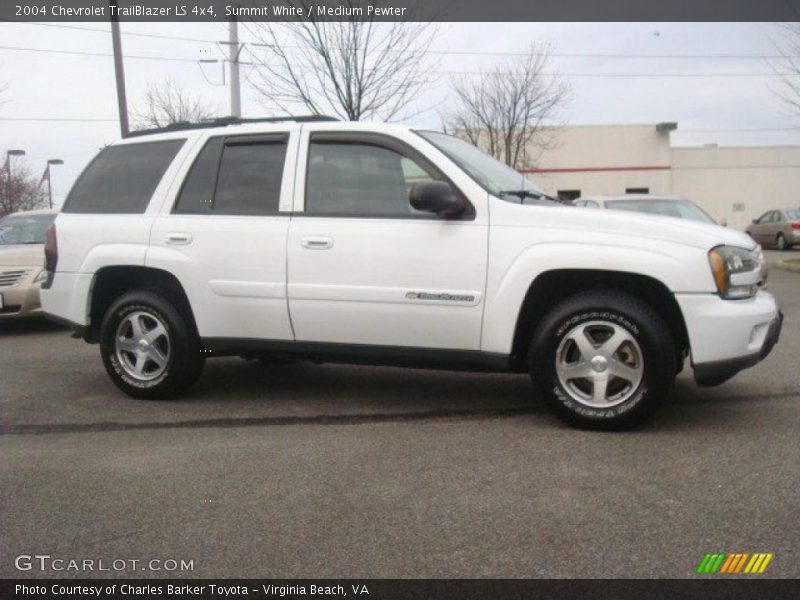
<box><xmin>776</xmin><ymin>233</ymin><xmax>788</xmax><ymax>251</ymax></box>
<box><xmin>100</xmin><ymin>290</ymin><xmax>205</xmax><ymax>399</ymax></box>
<box><xmin>529</xmin><ymin>290</ymin><xmax>676</xmax><ymax>430</ymax></box>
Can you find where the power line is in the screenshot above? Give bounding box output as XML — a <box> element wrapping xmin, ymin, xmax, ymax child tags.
<box><xmin>8</xmin><ymin>21</ymin><xmax>800</xmax><ymax>61</ymax></box>
<box><xmin>7</xmin><ymin>21</ymin><xmax>215</xmax><ymax>44</ymax></box>
<box><xmin>0</xmin><ymin>44</ymin><xmax>207</xmax><ymax>64</ymax></box>
<box><xmin>0</xmin><ymin>117</ymin><xmax>146</xmax><ymax>122</ymax></box>
<box><xmin>1</xmin><ymin>117</ymin><xmax>797</xmax><ymax>133</ymax></box>
<box><xmin>1</xmin><ymin>44</ymin><xmax>795</xmax><ymax>77</ymax></box>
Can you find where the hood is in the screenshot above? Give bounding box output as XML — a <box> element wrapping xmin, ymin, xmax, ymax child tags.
<box><xmin>500</xmin><ymin>200</ymin><xmax>755</xmax><ymax>251</ymax></box>
<box><xmin>0</xmin><ymin>244</ymin><xmax>45</xmax><ymax>268</ymax></box>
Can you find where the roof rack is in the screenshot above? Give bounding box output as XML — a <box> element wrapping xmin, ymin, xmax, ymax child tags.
<box><xmin>126</xmin><ymin>115</ymin><xmax>340</xmax><ymax>138</ymax></box>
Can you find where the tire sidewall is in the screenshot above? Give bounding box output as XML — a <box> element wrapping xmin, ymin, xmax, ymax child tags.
<box><xmin>101</xmin><ymin>300</ymin><xmax>176</xmax><ymax>391</ymax></box>
<box><xmin>100</xmin><ymin>291</ymin><xmax>201</xmax><ymax>398</ymax></box>
<box><xmin>532</xmin><ymin>294</ymin><xmax>675</xmax><ymax>428</ymax></box>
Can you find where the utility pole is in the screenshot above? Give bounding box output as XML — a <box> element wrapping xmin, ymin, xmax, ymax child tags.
<box><xmin>228</xmin><ymin>14</ymin><xmax>241</xmax><ymax>118</ymax></box>
<box><xmin>109</xmin><ymin>0</ymin><xmax>130</xmax><ymax>137</ymax></box>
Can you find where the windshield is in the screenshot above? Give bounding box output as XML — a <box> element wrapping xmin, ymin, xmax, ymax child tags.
<box><xmin>416</xmin><ymin>130</ymin><xmax>544</xmax><ymax>198</ymax></box>
<box><xmin>0</xmin><ymin>214</ymin><xmax>56</xmax><ymax>245</ymax></box>
<box><xmin>785</xmin><ymin>208</ymin><xmax>800</xmax><ymax>221</ymax></box>
<box><xmin>604</xmin><ymin>198</ymin><xmax>716</xmax><ymax>224</ymax></box>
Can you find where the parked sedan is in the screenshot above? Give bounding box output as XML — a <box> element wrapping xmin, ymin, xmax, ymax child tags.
<box><xmin>0</xmin><ymin>209</ymin><xmax>58</xmax><ymax>319</ymax></box>
<box><xmin>745</xmin><ymin>208</ymin><xmax>800</xmax><ymax>251</ymax></box>
<box><xmin>573</xmin><ymin>195</ymin><xmax>719</xmax><ymax>225</ymax></box>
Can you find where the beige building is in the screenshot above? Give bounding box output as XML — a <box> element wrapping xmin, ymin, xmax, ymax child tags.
<box><xmin>525</xmin><ymin>124</ymin><xmax>800</xmax><ymax>230</ymax></box>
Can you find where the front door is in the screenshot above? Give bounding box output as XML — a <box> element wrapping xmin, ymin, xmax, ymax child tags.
<box><xmin>286</xmin><ymin>131</ymin><xmax>488</xmax><ymax>350</ymax></box>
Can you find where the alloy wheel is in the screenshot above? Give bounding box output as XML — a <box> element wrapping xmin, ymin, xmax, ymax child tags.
<box><xmin>114</xmin><ymin>310</ymin><xmax>171</xmax><ymax>381</ymax></box>
<box><xmin>555</xmin><ymin>320</ymin><xmax>644</xmax><ymax>408</ymax></box>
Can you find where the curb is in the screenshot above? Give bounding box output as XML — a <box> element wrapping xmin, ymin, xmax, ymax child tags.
<box><xmin>774</xmin><ymin>260</ymin><xmax>800</xmax><ymax>273</ymax></box>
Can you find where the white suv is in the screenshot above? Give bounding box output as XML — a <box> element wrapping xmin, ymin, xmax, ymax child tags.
<box><xmin>41</xmin><ymin>117</ymin><xmax>782</xmax><ymax>429</ymax></box>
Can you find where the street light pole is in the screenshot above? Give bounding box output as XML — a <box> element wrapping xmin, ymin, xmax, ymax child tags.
<box><xmin>45</xmin><ymin>159</ymin><xmax>64</xmax><ymax>209</ymax></box>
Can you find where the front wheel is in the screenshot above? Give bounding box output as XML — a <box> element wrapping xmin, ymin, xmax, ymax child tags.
<box><xmin>529</xmin><ymin>290</ymin><xmax>676</xmax><ymax>430</ymax></box>
<box><xmin>100</xmin><ymin>290</ymin><xmax>205</xmax><ymax>399</ymax></box>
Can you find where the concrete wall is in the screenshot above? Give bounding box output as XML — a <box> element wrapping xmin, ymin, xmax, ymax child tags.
<box><xmin>522</xmin><ymin>124</ymin><xmax>800</xmax><ymax>232</ymax></box>
<box><xmin>527</xmin><ymin>125</ymin><xmax>674</xmax><ymax>199</ymax></box>
<box><xmin>671</xmin><ymin>146</ymin><xmax>800</xmax><ymax>230</ymax></box>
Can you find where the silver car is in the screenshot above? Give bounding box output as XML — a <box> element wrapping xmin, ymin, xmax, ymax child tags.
<box><xmin>745</xmin><ymin>208</ymin><xmax>800</xmax><ymax>251</ymax></box>
<box><xmin>573</xmin><ymin>195</ymin><xmax>719</xmax><ymax>225</ymax></box>
<box><xmin>0</xmin><ymin>209</ymin><xmax>58</xmax><ymax>319</ymax></box>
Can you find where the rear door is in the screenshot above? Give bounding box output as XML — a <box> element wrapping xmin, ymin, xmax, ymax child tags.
<box><xmin>286</xmin><ymin>129</ymin><xmax>488</xmax><ymax>350</ymax></box>
<box><xmin>148</xmin><ymin>128</ymin><xmax>298</xmax><ymax>341</ymax></box>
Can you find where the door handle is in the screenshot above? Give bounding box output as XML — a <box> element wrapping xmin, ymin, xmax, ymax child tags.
<box><xmin>165</xmin><ymin>232</ymin><xmax>193</xmax><ymax>245</ymax></box>
<box><xmin>301</xmin><ymin>236</ymin><xmax>334</xmax><ymax>250</ymax></box>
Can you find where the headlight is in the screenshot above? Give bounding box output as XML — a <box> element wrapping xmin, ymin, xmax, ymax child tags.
<box><xmin>33</xmin><ymin>269</ymin><xmax>47</xmax><ymax>284</ymax></box>
<box><xmin>707</xmin><ymin>245</ymin><xmax>764</xmax><ymax>299</ymax></box>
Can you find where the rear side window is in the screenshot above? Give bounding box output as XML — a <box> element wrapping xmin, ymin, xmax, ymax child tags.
<box><xmin>63</xmin><ymin>140</ymin><xmax>184</xmax><ymax>214</ymax></box>
<box><xmin>173</xmin><ymin>138</ymin><xmax>223</xmax><ymax>214</ymax></box>
<box><xmin>175</xmin><ymin>135</ymin><xmax>287</xmax><ymax>216</ymax></box>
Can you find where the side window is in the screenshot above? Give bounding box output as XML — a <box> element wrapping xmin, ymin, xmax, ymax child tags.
<box><xmin>305</xmin><ymin>141</ymin><xmax>443</xmax><ymax>217</ymax></box>
<box><xmin>774</xmin><ymin>211</ymin><xmax>785</xmax><ymax>222</ymax></box>
<box><xmin>175</xmin><ymin>136</ymin><xmax>287</xmax><ymax>216</ymax></box>
<box><xmin>585</xmin><ymin>200</ymin><xmax>599</xmax><ymax>208</ymax></box>
<box><xmin>64</xmin><ymin>140</ymin><xmax>185</xmax><ymax>214</ymax></box>
<box><xmin>174</xmin><ymin>137</ymin><xmax>223</xmax><ymax>214</ymax></box>
<box><xmin>757</xmin><ymin>212</ymin><xmax>771</xmax><ymax>224</ymax></box>
<box><xmin>214</xmin><ymin>141</ymin><xmax>286</xmax><ymax>215</ymax></box>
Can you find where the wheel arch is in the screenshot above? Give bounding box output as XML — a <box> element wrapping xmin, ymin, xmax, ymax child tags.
<box><xmin>85</xmin><ymin>265</ymin><xmax>197</xmax><ymax>343</ymax></box>
<box><xmin>508</xmin><ymin>269</ymin><xmax>689</xmax><ymax>371</ymax></box>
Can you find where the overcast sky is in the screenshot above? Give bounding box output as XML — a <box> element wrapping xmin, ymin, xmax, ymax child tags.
<box><xmin>1</xmin><ymin>21</ymin><xmax>798</xmax><ymax>206</ymax></box>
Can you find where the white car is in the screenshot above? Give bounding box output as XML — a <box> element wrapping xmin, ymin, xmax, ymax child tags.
<box><xmin>41</xmin><ymin>117</ymin><xmax>782</xmax><ymax>429</ymax></box>
<box><xmin>573</xmin><ymin>195</ymin><xmax>720</xmax><ymax>225</ymax></box>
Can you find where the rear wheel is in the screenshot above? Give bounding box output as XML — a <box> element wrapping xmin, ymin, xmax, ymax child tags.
<box><xmin>100</xmin><ymin>290</ymin><xmax>205</xmax><ymax>399</ymax></box>
<box><xmin>529</xmin><ymin>290</ymin><xmax>676</xmax><ymax>430</ymax></box>
<box><xmin>776</xmin><ymin>233</ymin><xmax>788</xmax><ymax>251</ymax></box>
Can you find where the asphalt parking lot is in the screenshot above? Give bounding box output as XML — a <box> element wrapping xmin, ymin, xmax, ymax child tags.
<box><xmin>1</xmin><ymin>249</ymin><xmax>798</xmax><ymax>579</ymax></box>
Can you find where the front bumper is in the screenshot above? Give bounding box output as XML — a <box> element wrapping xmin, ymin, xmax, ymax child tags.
<box><xmin>676</xmin><ymin>289</ymin><xmax>782</xmax><ymax>387</ymax></box>
<box><xmin>0</xmin><ymin>268</ymin><xmax>45</xmax><ymax>319</ymax></box>
<box><xmin>694</xmin><ymin>311</ymin><xmax>783</xmax><ymax>386</ymax></box>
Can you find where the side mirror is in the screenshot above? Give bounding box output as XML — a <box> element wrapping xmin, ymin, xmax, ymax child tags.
<box><xmin>752</xmin><ymin>219</ymin><xmax>758</xmax><ymax>224</ymax></box>
<box><xmin>409</xmin><ymin>181</ymin><xmax>465</xmax><ymax>218</ymax></box>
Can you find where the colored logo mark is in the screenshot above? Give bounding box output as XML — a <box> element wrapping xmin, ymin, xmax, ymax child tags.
<box><xmin>696</xmin><ymin>552</ymin><xmax>773</xmax><ymax>574</ymax></box>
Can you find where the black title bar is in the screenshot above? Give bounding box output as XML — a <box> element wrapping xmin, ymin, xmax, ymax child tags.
<box><xmin>2</xmin><ymin>0</ymin><xmax>800</xmax><ymax>22</ymax></box>
<box><xmin>3</xmin><ymin>579</ymin><xmax>800</xmax><ymax>600</ymax></box>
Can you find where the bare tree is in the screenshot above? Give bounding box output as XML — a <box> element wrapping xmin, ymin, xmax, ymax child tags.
<box><xmin>246</xmin><ymin>2</ymin><xmax>438</xmax><ymax>121</ymax></box>
<box><xmin>773</xmin><ymin>23</ymin><xmax>800</xmax><ymax>118</ymax></box>
<box><xmin>0</xmin><ymin>161</ymin><xmax>48</xmax><ymax>217</ymax></box>
<box><xmin>443</xmin><ymin>42</ymin><xmax>570</xmax><ymax>170</ymax></box>
<box><xmin>133</xmin><ymin>79</ymin><xmax>218</xmax><ymax>129</ymax></box>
